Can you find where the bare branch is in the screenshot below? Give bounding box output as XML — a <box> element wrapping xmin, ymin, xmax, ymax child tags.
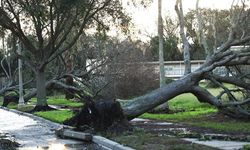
<box><xmin>207</xmin><ymin>74</ymin><xmax>250</xmax><ymax>90</ymax></box>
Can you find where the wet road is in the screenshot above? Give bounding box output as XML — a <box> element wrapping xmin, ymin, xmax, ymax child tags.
<box><xmin>0</xmin><ymin>108</ymin><xmax>86</xmax><ymax>150</ymax></box>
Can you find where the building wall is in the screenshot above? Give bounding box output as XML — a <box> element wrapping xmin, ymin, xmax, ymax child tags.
<box><xmin>145</xmin><ymin>60</ymin><xmax>205</xmax><ymax>79</ymax></box>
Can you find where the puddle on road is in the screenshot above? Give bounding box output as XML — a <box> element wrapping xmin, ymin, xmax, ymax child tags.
<box><xmin>64</xmin><ymin>143</ymin><xmax>85</xmax><ymax>149</ymax></box>
<box><xmin>131</xmin><ymin>118</ymin><xmax>150</xmax><ymax>122</ymax></box>
<box><xmin>152</xmin><ymin>122</ymin><xmax>173</xmax><ymax>126</ymax></box>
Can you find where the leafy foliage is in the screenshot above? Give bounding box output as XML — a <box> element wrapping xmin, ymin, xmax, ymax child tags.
<box><xmin>148</xmin><ymin>36</ymin><xmax>182</xmax><ymax>61</ymax></box>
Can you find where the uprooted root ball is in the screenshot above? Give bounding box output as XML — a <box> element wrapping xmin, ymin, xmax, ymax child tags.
<box><xmin>64</xmin><ymin>99</ymin><xmax>132</xmax><ymax>133</ymax></box>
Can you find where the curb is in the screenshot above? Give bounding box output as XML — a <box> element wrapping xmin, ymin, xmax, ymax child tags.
<box><xmin>0</xmin><ymin>106</ymin><xmax>135</xmax><ymax>150</ymax></box>
<box><xmin>93</xmin><ymin>135</ymin><xmax>135</xmax><ymax>150</ymax></box>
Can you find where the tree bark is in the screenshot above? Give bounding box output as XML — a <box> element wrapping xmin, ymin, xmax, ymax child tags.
<box><xmin>175</xmin><ymin>0</ymin><xmax>191</xmax><ymax>75</ymax></box>
<box><xmin>64</xmin><ymin>53</ymin><xmax>74</xmax><ymax>99</ymax></box>
<box><xmin>158</xmin><ymin>0</ymin><xmax>165</xmax><ymax>87</ymax></box>
<box><xmin>196</xmin><ymin>0</ymin><xmax>211</xmax><ymax>58</ymax></box>
<box><xmin>35</xmin><ymin>68</ymin><xmax>48</xmax><ymax>106</ymax></box>
<box><xmin>123</xmin><ymin>74</ymin><xmax>197</xmax><ymax>120</ymax></box>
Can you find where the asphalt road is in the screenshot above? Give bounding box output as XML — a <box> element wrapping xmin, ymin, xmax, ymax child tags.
<box><xmin>0</xmin><ymin>108</ymin><xmax>87</xmax><ymax>150</ymax></box>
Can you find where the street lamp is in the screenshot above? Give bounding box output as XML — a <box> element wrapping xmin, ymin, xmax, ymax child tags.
<box><xmin>17</xmin><ymin>39</ymin><xmax>25</xmax><ymax>108</ymax></box>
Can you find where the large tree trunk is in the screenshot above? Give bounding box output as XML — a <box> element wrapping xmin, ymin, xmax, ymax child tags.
<box><xmin>64</xmin><ymin>52</ymin><xmax>74</xmax><ymax>100</ymax></box>
<box><xmin>123</xmin><ymin>74</ymin><xmax>197</xmax><ymax>120</ymax></box>
<box><xmin>35</xmin><ymin>68</ymin><xmax>48</xmax><ymax>106</ymax></box>
<box><xmin>122</xmin><ymin>60</ymin><xmax>250</xmax><ymax>120</ymax></box>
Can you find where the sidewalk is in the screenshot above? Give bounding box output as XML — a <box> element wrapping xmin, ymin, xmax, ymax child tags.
<box><xmin>0</xmin><ymin>107</ymin><xmax>88</xmax><ymax>150</ymax></box>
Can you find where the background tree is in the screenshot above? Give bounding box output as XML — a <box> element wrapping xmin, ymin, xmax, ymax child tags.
<box><xmin>184</xmin><ymin>8</ymin><xmax>232</xmax><ymax>59</ymax></box>
<box><xmin>148</xmin><ymin>36</ymin><xmax>181</xmax><ymax>61</ymax></box>
<box><xmin>175</xmin><ymin>0</ymin><xmax>191</xmax><ymax>75</ymax></box>
<box><xmin>147</xmin><ymin>15</ymin><xmax>182</xmax><ymax>61</ymax></box>
<box><xmin>0</xmin><ymin>0</ymin><xmax>129</xmax><ymax>110</ymax></box>
<box><xmin>158</xmin><ymin>0</ymin><xmax>165</xmax><ymax>87</ymax></box>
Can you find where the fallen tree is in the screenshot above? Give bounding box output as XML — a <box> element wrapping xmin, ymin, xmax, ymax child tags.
<box><xmin>123</xmin><ymin>0</ymin><xmax>250</xmax><ymax>120</ymax></box>
<box><xmin>66</xmin><ymin>43</ymin><xmax>250</xmax><ymax>131</ymax></box>
<box><xmin>65</xmin><ymin>1</ymin><xmax>250</xmax><ymax>131</ymax></box>
<box><xmin>74</xmin><ymin>1</ymin><xmax>250</xmax><ymax>122</ymax></box>
<box><xmin>1</xmin><ymin>0</ymin><xmax>250</xmax><ymax>131</ymax></box>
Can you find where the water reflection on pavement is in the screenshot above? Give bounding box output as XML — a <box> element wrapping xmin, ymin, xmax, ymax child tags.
<box><xmin>0</xmin><ymin>109</ymin><xmax>86</xmax><ymax>150</ymax></box>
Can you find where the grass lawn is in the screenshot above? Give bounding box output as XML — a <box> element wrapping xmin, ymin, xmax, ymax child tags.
<box><xmin>140</xmin><ymin>88</ymin><xmax>250</xmax><ymax>133</ymax></box>
<box><xmin>34</xmin><ymin>110</ymin><xmax>74</xmax><ymax>123</ymax></box>
<box><xmin>29</xmin><ymin>97</ymin><xmax>80</xmax><ymax>123</ymax></box>
<box><xmin>140</xmin><ymin>93</ymin><xmax>218</xmax><ymax>122</ymax></box>
<box><xmin>110</xmin><ymin>129</ymin><xmax>218</xmax><ymax>150</ymax></box>
<box><xmin>191</xmin><ymin>121</ymin><xmax>250</xmax><ymax>133</ymax></box>
<box><xmin>141</xmin><ymin>108</ymin><xmax>217</xmax><ymax>121</ymax></box>
<box><xmin>47</xmin><ymin>98</ymin><xmax>83</xmax><ymax>107</ymax></box>
<box><xmin>29</xmin><ymin>97</ymin><xmax>83</xmax><ymax>107</ymax></box>
<box><xmin>0</xmin><ymin>95</ymin><xmax>83</xmax><ymax>108</ymax></box>
<box><xmin>0</xmin><ymin>96</ymin><xmax>78</xmax><ymax>123</ymax></box>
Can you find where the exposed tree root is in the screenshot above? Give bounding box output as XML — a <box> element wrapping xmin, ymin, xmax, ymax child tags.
<box><xmin>64</xmin><ymin>99</ymin><xmax>132</xmax><ymax>133</ymax></box>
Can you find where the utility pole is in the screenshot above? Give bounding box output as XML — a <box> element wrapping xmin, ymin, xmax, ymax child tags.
<box><xmin>17</xmin><ymin>39</ymin><xmax>25</xmax><ymax>108</ymax></box>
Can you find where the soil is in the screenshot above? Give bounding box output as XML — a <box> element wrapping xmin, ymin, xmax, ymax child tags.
<box><xmin>111</xmin><ymin>129</ymin><xmax>219</xmax><ymax>150</ymax></box>
<box><xmin>111</xmin><ymin>113</ymin><xmax>250</xmax><ymax>149</ymax></box>
<box><xmin>131</xmin><ymin>113</ymin><xmax>250</xmax><ymax>142</ymax></box>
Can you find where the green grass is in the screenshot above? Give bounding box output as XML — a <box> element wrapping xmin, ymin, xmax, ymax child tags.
<box><xmin>34</xmin><ymin>110</ymin><xmax>74</xmax><ymax>123</ymax></box>
<box><xmin>47</xmin><ymin>98</ymin><xmax>83</xmax><ymax>107</ymax></box>
<box><xmin>2</xmin><ymin>97</ymin><xmax>83</xmax><ymax>110</ymax></box>
<box><xmin>29</xmin><ymin>97</ymin><xmax>83</xmax><ymax>107</ymax></box>
<box><xmin>0</xmin><ymin>96</ymin><xmax>78</xmax><ymax>123</ymax></box>
<box><xmin>191</xmin><ymin>121</ymin><xmax>250</xmax><ymax>133</ymax></box>
<box><xmin>7</xmin><ymin>103</ymin><xmax>18</xmax><ymax>109</ymax></box>
<box><xmin>17</xmin><ymin>105</ymin><xmax>35</xmax><ymax>112</ymax></box>
<box><xmin>168</xmin><ymin>94</ymin><xmax>215</xmax><ymax>111</ymax></box>
<box><xmin>141</xmin><ymin>108</ymin><xmax>217</xmax><ymax>121</ymax></box>
<box><xmin>140</xmin><ymin>93</ymin><xmax>218</xmax><ymax>121</ymax></box>
<box><xmin>139</xmin><ymin>86</ymin><xmax>250</xmax><ymax>133</ymax></box>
